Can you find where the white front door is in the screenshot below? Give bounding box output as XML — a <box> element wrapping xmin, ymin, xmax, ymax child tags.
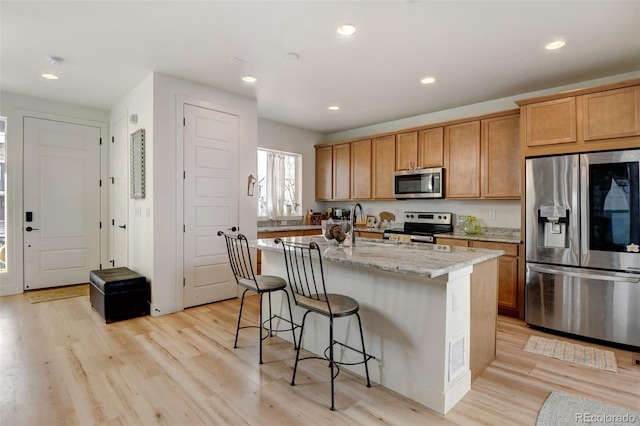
<box><xmin>110</xmin><ymin>115</ymin><xmax>128</xmax><ymax>268</ymax></box>
<box><xmin>183</xmin><ymin>104</ymin><xmax>239</xmax><ymax>308</ymax></box>
<box><xmin>23</xmin><ymin>117</ymin><xmax>102</xmax><ymax>290</ymax></box>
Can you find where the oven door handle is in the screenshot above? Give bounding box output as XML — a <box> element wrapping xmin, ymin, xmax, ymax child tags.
<box><xmin>528</xmin><ymin>264</ymin><xmax>640</xmax><ymax>283</ymax></box>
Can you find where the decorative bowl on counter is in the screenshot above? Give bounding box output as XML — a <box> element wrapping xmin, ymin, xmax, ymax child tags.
<box><xmin>461</xmin><ymin>216</ymin><xmax>482</xmax><ymax>234</ymax></box>
<box><xmin>322</xmin><ymin>219</ymin><xmax>353</xmax><ymax>246</ymax></box>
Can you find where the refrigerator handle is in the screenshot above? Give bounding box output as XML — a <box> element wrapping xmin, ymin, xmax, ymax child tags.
<box><xmin>579</xmin><ymin>159</ymin><xmax>588</xmax><ymax>264</ymax></box>
<box><xmin>529</xmin><ymin>264</ymin><xmax>640</xmax><ymax>283</ymax></box>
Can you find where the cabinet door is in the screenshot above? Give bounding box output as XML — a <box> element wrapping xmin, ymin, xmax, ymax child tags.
<box><xmin>372</xmin><ymin>135</ymin><xmax>396</xmax><ymax>199</ymax></box>
<box><xmin>419</xmin><ymin>127</ymin><xmax>444</xmax><ymax>168</ymax></box>
<box><xmin>315</xmin><ymin>146</ymin><xmax>333</xmax><ymax>201</ymax></box>
<box><xmin>481</xmin><ymin>114</ymin><xmax>520</xmax><ymax>198</ymax></box>
<box><xmin>351</xmin><ymin>139</ymin><xmax>372</xmax><ymax>199</ymax></box>
<box><xmin>333</xmin><ymin>143</ymin><xmax>351</xmax><ymax>200</ymax></box>
<box><xmin>470</xmin><ymin>241</ymin><xmax>519</xmax><ymax>311</ymax></box>
<box><xmin>445</xmin><ymin>121</ymin><xmax>481</xmax><ymax>198</ymax></box>
<box><xmin>495</xmin><ymin>256</ymin><xmax>518</xmax><ymax>310</ymax></box>
<box><xmin>524</xmin><ymin>97</ymin><xmax>577</xmax><ymax>146</ymax></box>
<box><xmin>395</xmin><ymin>131</ymin><xmax>418</xmax><ymax>171</ymax></box>
<box><xmin>582</xmin><ymin>86</ymin><xmax>640</xmax><ymax>141</ymax></box>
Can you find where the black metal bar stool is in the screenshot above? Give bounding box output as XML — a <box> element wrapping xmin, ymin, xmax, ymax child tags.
<box><xmin>275</xmin><ymin>238</ymin><xmax>374</xmax><ymax>411</ymax></box>
<box><xmin>218</xmin><ymin>231</ymin><xmax>298</xmax><ymax>364</ymax></box>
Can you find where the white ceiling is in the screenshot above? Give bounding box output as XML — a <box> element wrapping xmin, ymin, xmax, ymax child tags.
<box><xmin>1</xmin><ymin>1</ymin><xmax>639</xmax><ymax>134</ymax></box>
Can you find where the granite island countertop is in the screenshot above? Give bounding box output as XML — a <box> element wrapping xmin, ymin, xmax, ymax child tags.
<box><xmin>257</xmin><ymin>225</ymin><xmax>520</xmax><ymax>242</ymax></box>
<box><xmin>251</xmin><ymin>235</ymin><xmax>503</xmax><ymax>279</ymax></box>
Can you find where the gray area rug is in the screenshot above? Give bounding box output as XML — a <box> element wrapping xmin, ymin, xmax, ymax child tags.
<box><xmin>537</xmin><ymin>391</ymin><xmax>640</xmax><ymax>426</ymax></box>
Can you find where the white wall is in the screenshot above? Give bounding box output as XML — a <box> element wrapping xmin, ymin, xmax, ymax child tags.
<box><xmin>327</xmin><ymin>199</ymin><xmax>521</xmax><ymax>230</ymax></box>
<box><xmin>150</xmin><ymin>73</ymin><xmax>258</xmax><ymax>316</ymax></box>
<box><xmin>257</xmin><ymin>118</ymin><xmax>325</xmax><ymax>215</ymax></box>
<box><xmin>109</xmin><ymin>73</ymin><xmax>155</xmax><ymax>287</ymax></box>
<box><xmin>0</xmin><ymin>92</ymin><xmax>109</xmax><ymax>296</ymax></box>
<box><xmin>327</xmin><ymin>71</ymin><xmax>640</xmax><ymax>142</ymax></box>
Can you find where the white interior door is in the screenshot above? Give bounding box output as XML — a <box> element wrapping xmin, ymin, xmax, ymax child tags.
<box><xmin>23</xmin><ymin>117</ymin><xmax>102</xmax><ymax>290</ymax></box>
<box><xmin>110</xmin><ymin>115</ymin><xmax>128</xmax><ymax>267</ymax></box>
<box><xmin>183</xmin><ymin>104</ymin><xmax>239</xmax><ymax>308</ymax></box>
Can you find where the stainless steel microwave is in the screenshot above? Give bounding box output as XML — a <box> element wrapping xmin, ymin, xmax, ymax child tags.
<box><xmin>393</xmin><ymin>167</ymin><xmax>444</xmax><ymax>199</ymax></box>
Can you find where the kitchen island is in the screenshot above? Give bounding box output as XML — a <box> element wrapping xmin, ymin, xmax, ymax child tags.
<box><xmin>251</xmin><ymin>236</ymin><xmax>503</xmax><ymax>414</ymax></box>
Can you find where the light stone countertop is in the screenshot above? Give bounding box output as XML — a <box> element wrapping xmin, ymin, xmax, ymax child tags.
<box><xmin>257</xmin><ymin>225</ymin><xmax>520</xmax><ymax>242</ymax></box>
<box><xmin>437</xmin><ymin>231</ymin><xmax>522</xmax><ymax>244</ymax></box>
<box><xmin>251</xmin><ymin>235</ymin><xmax>503</xmax><ymax>279</ymax></box>
<box><xmin>258</xmin><ymin>225</ymin><xmax>387</xmax><ymax>234</ymax></box>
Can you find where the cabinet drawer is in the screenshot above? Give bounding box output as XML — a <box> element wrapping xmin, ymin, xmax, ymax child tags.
<box><xmin>257</xmin><ymin>231</ymin><xmax>300</xmax><ymax>239</ymax></box>
<box><xmin>357</xmin><ymin>231</ymin><xmax>384</xmax><ymax>239</ymax></box>
<box><xmin>470</xmin><ymin>240</ymin><xmax>518</xmax><ymax>256</ymax></box>
<box><xmin>436</xmin><ymin>237</ymin><xmax>469</xmax><ymax>247</ymax></box>
<box><xmin>303</xmin><ymin>229</ymin><xmax>322</xmax><ymax>236</ymax></box>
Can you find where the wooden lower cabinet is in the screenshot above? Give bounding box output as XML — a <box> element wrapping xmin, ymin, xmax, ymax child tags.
<box><xmin>356</xmin><ymin>231</ymin><xmax>384</xmax><ymax>239</ymax></box>
<box><xmin>436</xmin><ymin>237</ymin><xmax>522</xmax><ymax>318</ymax></box>
<box><xmin>257</xmin><ymin>229</ymin><xmax>321</xmax><ymax>274</ymax></box>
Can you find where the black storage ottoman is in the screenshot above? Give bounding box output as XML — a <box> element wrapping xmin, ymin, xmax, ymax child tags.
<box><xmin>89</xmin><ymin>267</ymin><xmax>149</xmax><ymax>323</ymax></box>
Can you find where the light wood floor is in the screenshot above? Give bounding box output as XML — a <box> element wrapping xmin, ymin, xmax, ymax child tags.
<box><xmin>1</xmin><ymin>292</ymin><xmax>638</xmax><ymax>426</ymax></box>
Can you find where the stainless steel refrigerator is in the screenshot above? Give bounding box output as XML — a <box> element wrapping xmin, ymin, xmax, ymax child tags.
<box><xmin>525</xmin><ymin>149</ymin><xmax>640</xmax><ymax>349</ymax></box>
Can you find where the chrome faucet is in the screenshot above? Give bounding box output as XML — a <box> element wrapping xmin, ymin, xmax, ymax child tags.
<box><xmin>351</xmin><ymin>203</ymin><xmax>364</xmax><ymax>245</ymax></box>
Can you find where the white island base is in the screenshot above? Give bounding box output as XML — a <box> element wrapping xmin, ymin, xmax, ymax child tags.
<box><xmin>259</xmin><ymin>242</ymin><xmax>498</xmax><ymax>415</ymax></box>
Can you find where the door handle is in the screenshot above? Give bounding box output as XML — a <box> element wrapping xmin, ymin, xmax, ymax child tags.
<box><xmin>25</xmin><ymin>226</ymin><xmax>39</xmax><ymax>232</ymax></box>
<box><xmin>119</xmin><ymin>224</ymin><xmax>127</xmax><ymax>229</ymax></box>
<box><xmin>228</xmin><ymin>226</ymin><xmax>238</xmax><ymax>232</ymax></box>
<box><xmin>529</xmin><ymin>264</ymin><xmax>640</xmax><ymax>283</ymax></box>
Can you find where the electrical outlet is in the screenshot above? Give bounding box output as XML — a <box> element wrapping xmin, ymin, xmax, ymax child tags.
<box><xmin>632</xmin><ymin>353</ymin><xmax>640</xmax><ymax>367</ymax></box>
<box><xmin>489</xmin><ymin>211</ymin><xmax>496</xmax><ymax>220</ymax></box>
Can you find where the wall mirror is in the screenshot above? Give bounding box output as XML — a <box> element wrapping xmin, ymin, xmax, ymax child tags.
<box><xmin>130</xmin><ymin>129</ymin><xmax>145</xmax><ymax>199</ymax></box>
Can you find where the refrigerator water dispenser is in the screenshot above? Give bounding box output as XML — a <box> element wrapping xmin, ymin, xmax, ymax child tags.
<box><xmin>538</xmin><ymin>206</ymin><xmax>570</xmax><ymax>248</ymax></box>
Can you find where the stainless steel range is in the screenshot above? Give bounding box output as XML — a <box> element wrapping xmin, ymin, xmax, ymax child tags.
<box><xmin>383</xmin><ymin>212</ymin><xmax>453</xmax><ymax>243</ymax></box>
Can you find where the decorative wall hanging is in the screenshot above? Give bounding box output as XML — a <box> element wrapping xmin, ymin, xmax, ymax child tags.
<box><xmin>130</xmin><ymin>129</ymin><xmax>145</xmax><ymax>199</ymax></box>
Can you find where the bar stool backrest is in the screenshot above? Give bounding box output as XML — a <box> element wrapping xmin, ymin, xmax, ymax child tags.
<box><xmin>217</xmin><ymin>231</ymin><xmax>260</xmax><ymax>289</ymax></box>
<box><xmin>276</xmin><ymin>239</ymin><xmax>332</xmax><ymax>317</ymax></box>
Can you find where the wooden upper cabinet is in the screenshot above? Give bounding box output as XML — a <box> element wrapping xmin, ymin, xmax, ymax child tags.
<box><xmin>481</xmin><ymin>114</ymin><xmax>520</xmax><ymax>198</ymax></box>
<box><xmin>333</xmin><ymin>143</ymin><xmax>351</xmax><ymax>200</ymax></box>
<box><xmin>315</xmin><ymin>145</ymin><xmax>332</xmax><ymax>201</ymax></box>
<box><xmin>582</xmin><ymin>86</ymin><xmax>640</xmax><ymax>141</ymax></box>
<box><xmin>372</xmin><ymin>134</ymin><xmax>396</xmax><ymax>199</ymax></box>
<box><xmin>524</xmin><ymin>97</ymin><xmax>577</xmax><ymax>147</ymax></box>
<box><xmin>395</xmin><ymin>131</ymin><xmax>418</xmax><ymax>171</ymax></box>
<box><xmin>419</xmin><ymin>127</ymin><xmax>444</xmax><ymax>168</ymax></box>
<box><xmin>351</xmin><ymin>139</ymin><xmax>372</xmax><ymax>199</ymax></box>
<box><xmin>444</xmin><ymin>121</ymin><xmax>481</xmax><ymax>198</ymax></box>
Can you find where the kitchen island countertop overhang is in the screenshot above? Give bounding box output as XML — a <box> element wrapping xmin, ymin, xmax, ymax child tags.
<box><xmin>249</xmin><ymin>236</ymin><xmax>503</xmax><ymax>414</ymax></box>
<box><xmin>252</xmin><ymin>236</ymin><xmax>504</xmax><ymax>279</ymax></box>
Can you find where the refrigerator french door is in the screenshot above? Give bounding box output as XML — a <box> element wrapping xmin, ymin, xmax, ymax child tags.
<box><xmin>525</xmin><ymin>150</ymin><xmax>640</xmax><ymax>348</ymax></box>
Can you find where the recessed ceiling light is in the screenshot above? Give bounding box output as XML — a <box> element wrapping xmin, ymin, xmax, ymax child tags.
<box><xmin>242</xmin><ymin>76</ymin><xmax>257</xmax><ymax>83</ymax></box>
<box><xmin>337</xmin><ymin>24</ymin><xmax>356</xmax><ymax>36</ymax></box>
<box><xmin>420</xmin><ymin>77</ymin><xmax>436</xmax><ymax>85</ymax></box>
<box><xmin>328</xmin><ymin>105</ymin><xmax>340</xmax><ymax>111</ymax></box>
<box><xmin>41</xmin><ymin>73</ymin><xmax>59</xmax><ymax>80</ymax></box>
<box><xmin>545</xmin><ymin>40</ymin><xmax>566</xmax><ymax>50</ymax></box>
